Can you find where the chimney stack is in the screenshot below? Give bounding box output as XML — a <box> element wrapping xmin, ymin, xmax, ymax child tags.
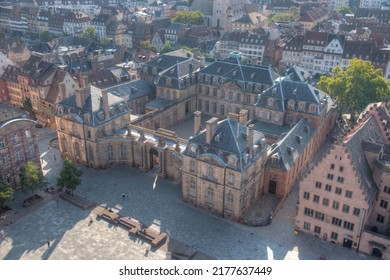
<box><xmin>206</xmin><ymin>117</ymin><xmax>218</xmax><ymax>144</ymax></box>
<box><xmin>80</xmin><ymin>75</ymin><xmax>89</xmax><ymax>89</ymax></box>
<box><xmin>193</xmin><ymin>47</ymin><xmax>199</xmax><ymax>60</ymax></box>
<box><xmin>102</xmin><ymin>89</ymin><xmax>110</xmax><ymax>117</ymax></box>
<box><xmin>239</xmin><ymin>109</ymin><xmax>248</xmax><ymax>125</ymax></box>
<box><xmin>227</xmin><ymin>112</ymin><xmax>239</xmax><ymax>122</ymax></box>
<box><xmin>193</xmin><ymin>111</ymin><xmax>201</xmax><ymax>135</ymax></box>
<box><xmin>248</xmin><ymin>124</ymin><xmax>254</xmax><ymax>158</ymax></box>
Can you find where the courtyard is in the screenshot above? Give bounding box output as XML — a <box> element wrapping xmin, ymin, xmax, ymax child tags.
<box><xmin>0</xmin><ymin>128</ymin><xmax>374</xmax><ymax>260</ymax></box>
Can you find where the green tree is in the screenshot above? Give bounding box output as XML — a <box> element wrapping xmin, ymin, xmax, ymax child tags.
<box><xmin>318</xmin><ymin>58</ymin><xmax>390</xmax><ymax>121</ymax></box>
<box><xmin>0</xmin><ymin>181</ymin><xmax>13</xmax><ymax>209</ymax></box>
<box><xmin>268</xmin><ymin>6</ymin><xmax>300</xmax><ymax>24</ymax></box>
<box><xmin>161</xmin><ymin>41</ymin><xmax>172</xmax><ymax>53</ymax></box>
<box><xmin>335</xmin><ymin>6</ymin><xmax>352</xmax><ymax>15</ymax></box>
<box><xmin>22</xmin><ymin>97</ymin><xmax>34</xmax><ymax>117</ymax></box>
<box><xmin>40</xmin><ymin>31</ymin><xmax>56</xmax><ymax>42</ymax></box>
<box><xmin>140</xmin><ymin>40</ymin><xmax>157</xmax><ymax>52</ymax></box>
<box><xmin>101</xmin><ymin>36</ymin><xmax>112</xmax><ymax>44</ymax></box>
<box><xmin>57</xmin><ymin>158</ymin><xmax>83</xmax><ymax>196</ymax></box>
<box><xmin>19</xmin><ymin>161</ymin><xmax>47</xmax><ymax>196</ymax></box>
<box><xmin>82</xmin><ymin>26</ymin><xmax>99</xmax><ymax>42</ymax></box>
<box><xmin>171</xmin><ymin>10</ymin><xmax>204</xmax><ymax>25</ymax></box>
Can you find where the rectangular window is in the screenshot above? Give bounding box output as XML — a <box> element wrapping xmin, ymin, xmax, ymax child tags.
<box><xmin>16</xmin><ymin>150</ymin><xmax>23</xmax><ymax>160</ymax></box>
<box><xmin>345</xmin><ymin>190</ymin><xmax>352</xmax><ymax>198</ymax></box>
<box><xmin>327</xmin><ymin>173</ymin><xmax>333</xmax><ymax>180</ymax></box>
<box><xmin>315</xmin><ymin>211</ymin><xmax>325</xmax><ymax>221</ymax></box>
<box><xmin>303</xmin><ymin>191</ymin><xmax>310</xmax><ymax>200</ymax></box>
<box><xmin>377</xmin><ymin>214</ymin><xmax>385</xmax><ymax>224</ymax></box>
<box><xmin>315</xmin><ymin>181</ymin><xmax>322</xmax><ymax>189</ymax></box>
<box><xmin>332</xmin><ymin>201</ymin><xmax>339</xmax><ymax>210</ymax></box>
<box><xmin>205</xmin><ymin>101</ymin><xmax>209</xmax><ymax>112</ymax></box>
<box><xmin>198</xmin><ymin>99</ymin><xmax>202</xmax><ymax>110</ymax></box>
<box><xmin>325</xmin><ymin>184</ymin><xmax>332</xmax><ymax>192</ymax></box>
<box><xmin>332</xmin><ymin>217</ymin><xmax>342</xmax><ymax>227</ymax></box>
<box><xmin>2</xmin><ymin>154</ymin><xmax>8</xmax><ymax>165</ymax></box>
<box><xmin>304</xmin><ymin>207</ymin><xmax>314</xmax><ymax>217</ymax></box>
<box><xmin>313</xmin><ymin>194</ymin><xmax>320</xmax><ymax>203</ymax></box>
<box><xmin>205</xmin><ymin>87</ymin><xmax>209</xmax><ymax>95</ymax></box>
<box><xmin>343</xmin><ymin>221</ymin><xmax>354</xmax><ymax>231</ymax></box>
<box><xmin>330</xmin><ymin>232</ymin><xmax>338</xmax><ymax>241</ymax></box>
<box><xmin>353</xmin><ymin>208</ymin><xmax>360</xmax><ymax>216</ymax></box>
<box><xmin>198</xmin><ymin>85</ymin><xmax>202</xmax><ymax>93</ymax></box>
<box><xmin>314</xmin><ymin>226</ymin><xmax>321</xmax><ymax>234</ymax></box>
<box><xmin>220</xmin><ymin>105</ymin><xmax>225</xmax><ymax>115</ymax></box>
<box><xmin>0</xmin><ymin>138</ymin><xmax>4</xmax><ymax>148</ymax></box>
<box><xmin>342</xmin><ymin>204</ymin><xmax>350</xmax><ymax>214</ymax></box>
<box><xmin>213</xmin><ymin>88</ymin><xmax>217</xmax><ymax>96</ymax></box>
<box><xmin>335</xmin><ymin>187</ymin><xmax>342</xmax><ymax>195</ymax></box>
<box><xmin>330</xmin><ymin>163</ymin><xmax>335</xmax><ymax>170</ymax></box>
<box><xmin>213</xmin><ymin>102</ymin><xmax>217</xmax><ymax>114</ymax></box>
<box><xmin>384</xmin><ymin>186</ymin><xmax>390</xmax><ymax>194</ymax></box>
<box><xmin>337</xmin><ymin>176</ymin><xmax>344</xmax><ymax>183</ymax></box>
<box><xmin>339</xmin><ymin>166</ymin><xmax>344</xmax><ymax>172</ymax></box>
<box><xmin>380</xmin><ymin>199</ymin><xmax>388</xmax><ymax>209</ymax></box>
<box><xmin>303</xmin><ymin>221</ymin><xmax>311</xmax><ymax>230</ymax></box>
<box><xmin>322</xmin><ymin>198</ymin><xmax>329</xmax><ymax>206</ymax></box>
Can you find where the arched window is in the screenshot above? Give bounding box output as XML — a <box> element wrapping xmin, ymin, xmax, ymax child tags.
<box><xmin>107</xmin><ymin>145</ymin><xmax>114</xmax><ymax>160</ymax></box>
<box><xmin>74</xmin><ymin>142</ymin><xmax>80</xmax><ymax>157</ymax></box>
<box><xmin>206</xmin><ymin>187</ymin><xmax>214</xmax><ymax>205</ymax></box>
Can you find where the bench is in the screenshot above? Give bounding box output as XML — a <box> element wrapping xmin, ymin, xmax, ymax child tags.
<box><xmin>118</xmin><ymin>217</ymin><xmax>142</xmax><ymax>233</ymax></box>
<box><xmin>97</xmin><ymin>209</ymin><xmax>119</xmax><ymax>223</ymax></box>
<box><xmin>151</xmin><ymin>232</ymin><xmax>167</xmax><ymax>247</ymax></box>
<box><xmin>137</xmin><ymin>227</ymin><xmax>167</xmax><ymax>247</ymax></box>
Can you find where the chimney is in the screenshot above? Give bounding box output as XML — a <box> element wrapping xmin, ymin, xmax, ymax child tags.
<box><xmin>248</xmin><ymin>124</ymin><xmax>254</xmax><ymax>158</ymax></box>
<box><xmin>205</xmin><ymin>117</ymin><xmax>218</xmax><ymax>144</ymax></box>
<box><xmin>200</xmin><ymin>56</ymin><xmax>205</xmax><ymax>67</ymax></box>
<box><xmin>239</xmin><ymin>109</ymin><xmax>248</xmax><ymax>125</ymax></box>
<box><xmin>80</xmin><ymin>75</ymin><xmax>89</xmax><ymax>89</ymax></box>
<box><xmin>102</xmin><ymin>89</ymin><xmax>110</xmax><ymax>117</ymax></box>
<box><xmin>227</xmin><ymin>112</ymin><xmax>239</xmax><ymax>122</ymax></box>
<box><xmin>75</xmin><ymin>88</ymin><xmax>88</xmax><ymax>108</ymax></box>
<box><xmin>193</xmin><ymin>111</ymin><xmax>201</xmax><ymax>135</ymax></box>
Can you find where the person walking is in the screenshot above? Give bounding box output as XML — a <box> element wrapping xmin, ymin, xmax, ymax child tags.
<box><xmin>47</xmin><ymin>241</ymin><xmax>50</xmax><ymax>248</ymax></box>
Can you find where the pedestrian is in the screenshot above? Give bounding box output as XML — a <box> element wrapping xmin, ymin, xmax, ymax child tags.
<box><xmin>53</xmin><ymin>154</ymin><xmax>56</xmax><ymax>161</ymax></box>
<box><xmin>47</xmin><ymin>241</ymin><xmax>50</xmax><ymax>248</ymax></box>
<box><xmin>122</xmin><ymin>193</ymin><xmax>125</xmax><ymax>200</ymax></box>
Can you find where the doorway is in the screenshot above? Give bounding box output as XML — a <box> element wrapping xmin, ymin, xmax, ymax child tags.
<box><xmin>372</xmin><ymin>248</ymin><xmax>382</xmax><ymax>259</ymax></box>
<box><xmin>343</xmin><ymin>238</ymin><xmax>353</xmax><ymax>249</ymax></box>
<box><xmin>150</xmin><ymin>148</ymin><xmax>159</xmax><ymax>170</ymax></box>
<box><xmin>268</xmin><ymin>180</ymin><xmax>277</xmax><ymax>194</ymax></box>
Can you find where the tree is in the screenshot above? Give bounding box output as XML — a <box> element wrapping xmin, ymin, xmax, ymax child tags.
<box><xmin>318</xmin><ymin>58</ymin><xmax>390</xmax><ymax>121</ymax></box>
<box><xmin>171</xmin><ymin>10</ymin><xmax>204</xmax><ymax>25</ymax></box>
<box><xmin>19</xmin><ymin>161</ymin><xmax>47</xmax><ymax>196</ymax></box>
<box><xmin>22</xmin><ymin>97</ymin><xmax>34</xmax><ymax>117</ymax></box>
<box><xmin>140</xmin><ymin>40</ymin><xmax>157</xmax><ymax>52</ymax></box>
<box><xmin>82</xmin><ymin>26</ymin><xmax>99</xmax><ymax>42</ymax></box>
<box><xmin>335</xmin><ymin>6</ymin><xmax>352</xmax><ymax>15</ymax></box>
<box><xmin>101</xmin><ymin>36</ymin><xmax>112</xmax><ymax>44</ymax></box>
<box><xmin>0</xmin><ymin>181</ymin><xmax>13</xmax><ymax>210</ymax></box>
<box><xmin>268</xmin><ymin>6</ymin><xmax>300</xmax><ymax>24</ymax></box>
<box><xmin>57</xmin><ymin>158</ymin><xmax>83</xmax><ymax>196</ymax></box>
<box><xmin>161</xmin><ymin>41</ymin><xmax>172</xmax><ymax>53</ymax></box>
<box><xmin>40</xmin><ymin>31</ymin><xmax>56</xmax><ymax>42</ymax></box>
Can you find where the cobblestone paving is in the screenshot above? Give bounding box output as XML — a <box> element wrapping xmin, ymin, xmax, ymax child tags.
<box><xmin>0</xmin><ymin>128</ymin><xmax>375</xmax><ymax>260</ymax></box>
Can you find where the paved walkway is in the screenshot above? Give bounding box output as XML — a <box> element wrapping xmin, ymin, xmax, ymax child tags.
<box><xmin>0</xmin><ymin>128</ymin><xmax>375</xmax><ymax>260</ymax></box>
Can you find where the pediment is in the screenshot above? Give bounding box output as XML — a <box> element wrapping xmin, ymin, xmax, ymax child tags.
<box><xmin>197</xmin><ymin>153</ymin><xmax>225</xmax><ymax>167</ymax></box>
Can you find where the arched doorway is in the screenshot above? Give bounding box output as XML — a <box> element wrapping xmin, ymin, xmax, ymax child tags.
<box><xmin>372</xmin><ymin>248</ymin><xmax>382</xmax><ymax>259</ymax></box>
<box><xmin>150</xmin><ymin>148</ymin><xmax>159</xmax><ymax>170</ymax></box>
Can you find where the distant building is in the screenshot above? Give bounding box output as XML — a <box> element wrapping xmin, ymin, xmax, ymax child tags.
<box><xmin>0</xmin><ymin>104</ymin><xmax>40</xmax><ymax>188</ymax></box>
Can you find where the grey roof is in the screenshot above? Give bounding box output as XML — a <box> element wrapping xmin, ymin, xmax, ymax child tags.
<box><xmin>146</xmin><ymin>98</ymin><xmax>175</xmax><ymax>109</ymax></box>
<box><xmin>143</xmin><ymin>54</ymin><xmax>190</xmax><ymax>73</ymax></box>
<box><xmin>266</xmin><ymin>119</ymin><xmax>315</xmax><ymax>171</ymax></box>
<box><xmin>198</xmin><ymin>54</ymin><xmax>279</xmax><ymax>88</ymax></box>
<box><xmin>156</xmin><ymin>58</ymin><xmax>201</xmax><ymax>89</ymax></box>
<box><xmin>0</xmin><ymin>103</ymin><xmax>26</xmax><ymax>126</ymax></box>
<box><xmin>184</xmin><ymin>118</ymin><xmax>268</xmax><ymax>172</ymax></box>
<box><xmin>284</xmin><ymin>65</ymin><xmax>312</xmax><ymax>82</ymax></box>
<box><xmin>253</xmin><ymin>120</ymin><xmax>291</xmax><ymax>139</ymax></box>
<box><xmin>59</xmin><ymin>85</ymin><xmax>130</xmax><ymax>127</ymax></box>
<box><xmin>107</xmin><ymin>79</ymin><xmax>155</xmax><ymax>101</ymax></box>
<box><xmin>362</xmin><ymin>140</ymin><xmax>383</xmax><ymax>153</ymax></box>
<box><xmin>190</xmin><ymin>0</ymin><xmax>213</xmax><ymax>16</ymax></box>
<box><xmin>256</xmin><ymin>78</ymin><xmax>331</xmax><ymax>115</ymax></box>
<box><xmin>344</xmin><ymin>116</ymin><xmax>385</xmax><ymax>206</ymax></box>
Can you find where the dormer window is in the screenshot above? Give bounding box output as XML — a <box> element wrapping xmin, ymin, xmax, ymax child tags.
<box><xmin>189</xmin><ymin>144</ymin><xmax>197</xmax><ymax>154</ymax></box>
<box><xmin>267</xmin><ymin>98</ymin><xmax>274</xmax><ymax>107</ymax></box>
<box><xmin>298</xmin><ymin>102</ymin><xmax>306</xmax><ymax>111</ymax></box>
<box><xmin>309</xmin><ymin>104</ymin><xmax>317</xmax><ymax>112</ymax></box>
<box><xmin>288</xmin><ymin>100</ymin><xmax>295</xmax><ymax>110</ymax></box>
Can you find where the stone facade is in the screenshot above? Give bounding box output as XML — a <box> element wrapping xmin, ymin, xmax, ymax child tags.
<box><xmin>0</xmin><ymin>104</ymin><xmax>40</xmax><ymax>188</ymax></box>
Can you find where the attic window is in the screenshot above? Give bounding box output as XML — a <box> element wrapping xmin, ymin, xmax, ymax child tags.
<box><xmin>157</xmin><ymin>58</ymin><xmax>162</xmax><ymax>63</ymax></box>
<box><xmin>170</xmin><ymin>68</ymin><xmax>175</xmax><ymax>74</ymax></box>
<box><xmin>250</xmin><ymin>73</ymin><xmax>255</xmax><ymax>79</ymax></box>
<box><xmin>296</xmin><ymin>135</ymin><xmax>302</xmax><ymax>144</ymax></box>
<box><xmin>233</xmin><ymin>70</ymin><xmax>237</xmax><ymax>77</ymax></box>
<box><xmin>304</xmin><ymin>125</ymin><xmax>309</xmax><ymax>133</ymax></box>
<box><xmin>214</xmin><ymin>133</ymin><xmax>221</xmax><ymax>142</ymax></box>
<box><xmin>286</xmin><ymin>146</ymin><xmax>294</xmax><ymax>155</ymax></box>
<box><xmin>217</xmin><ymin>67</ymin><xmax>222</xmax><ymax>73</ymax></box>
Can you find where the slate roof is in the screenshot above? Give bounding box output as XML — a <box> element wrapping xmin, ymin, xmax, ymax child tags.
<box><xmin>146</xmin><ymin>98</ymin><xmax>175</xmax><ymax>109</ymax></box>
<box><xmin>59</xmin><ymin>85</ymin><xmax>130</xmax><ymax>127</ymax></box>
<box><xmin>106</xmin><ymin>79</ymin><xmax>155</xmax><ymax>101</ymax></box>
<box><xmin>283</xmin><ymin>65</ymin><xmax>312</xmax><ymax>82</ymax></box>
<box><xmin>343</xmin><ymin>116</ymin><xmax>385</xmax><ymax>206</ymax></box>
<box><xmin>266</xmin><ymin>119</ymin><xmax>315</xmax><ymax>171</ymax></box>
<box><xmin>0</xmin><ymin>103</ymin><xmax>25</xmax><ymax>126</ymax></box>
<box><xmin>184</xmin><ymin>118</ymin><xmax>267</xmax><ymax>172</ymax></box>
<box><xmin>1</xmin><ymin>65</ymin><xmax>21</xmax><ymax>83</ymax></box>
<box><xmin>284</xmin><ymin>35</ymin><xmax>304</xmax><ymax>51</ymax></box>
<box><xmin>198</xmin><ymin>53</ymin><xmax>279</xmax><ymax>88</ymax></box>
<box><xmin>142</xmin><ymin>54</ymin><xmax>191</xmax><ymax>76</ymax></box>
<box><xmin>45</xmin><ymin>69</ymin><xmax>67</xmax><ymax>104</ymax></box>
<box><xmin>190</xmin><ymin>0</ymin><xmax>213</xmax><ymax>16</ymax></box>
<box><xmin>256</xmin><ymin>78</ymin><xmax>331</xmax><ymax>115</ymax></box>
<box><xmin>155</xmin><ymin>58</ymin><xmax>202</xmax><ymax>89</ymax></box>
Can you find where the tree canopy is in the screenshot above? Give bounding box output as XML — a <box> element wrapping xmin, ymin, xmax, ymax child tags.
<box><xmin>268</xmin><ymin>6</ymin><xmax>300</xmax><ymax>24</ymax></box>
<box><xmin>0</xmin><ymin>180</ymin><xmax>13</xmax><ymax>209</ymax></box>
<box><xmin>140</xmin><ymin>40</ymin><xmax>157</xmax><ymax>52</ymax></box>
<box><xmin>318</xmin><ymin>59</ymin><xmax>390</xmax><ymax>121</ymax></box>
<box><xmin>335</xmin><ymin>6</ymin><xmax>352</xmax><ymax>15</ymax></box>
<box><xmin>171</xmin><ymin>10</ymin><xmax>204</xmax><ymax>25</ymax></box>
<box><xmin>40</xmin><ymin>31</ymin><xmax>56</xmax><ymax>42</ymax></box>
<box><xmin>82</xmin><ymin>26</ymin><xmax>99</xmax><ymax>42</ymax></box>
<box><xmin>57</xmin><ymin>158</ymin><xmax>83</xmax><ymax>196</ymax></box>
<box><xmin>161</xmin><ymin>41</ymin><xmax>172</xmax><ymax>53</ymax></box>
<box><xmin>19</xmin><ymin>161</ymin><xmax>47</xmax><ymax>196</ymax></box>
